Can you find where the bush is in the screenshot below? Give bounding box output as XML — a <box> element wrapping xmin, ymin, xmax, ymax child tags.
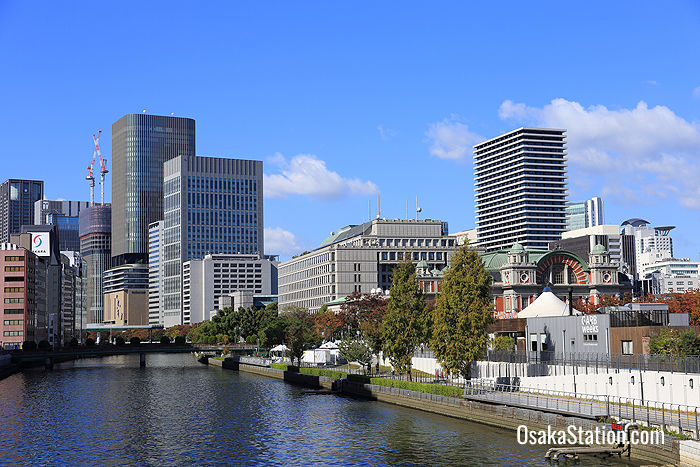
<box><xmin>299</xmin><ymin>368</ymin><xmax>347</xmax><ymax>379</ymax></box>
<box><xmin>160</xmin><ymin>336</ymin><xmax>171</xmax><ymax>345</ymax></box>
<box><xmin>85</xmin><ymin>338</ymin><xmax>95</xmax><ymax>347</ymax></box>
<box><xmin>115</xmin><ymin>336</ymin><xmax>125</xmax><ymax>346</ymax></box>
<box><xmin>368</xmin><ymin>378</ymin><xmax>463</xmax><ymax>398</ymax></box>
<box><xmin>174</xmin><ymin>335</ymin><xmax>186</xmax><ymax>345</ymax></box>
<box><xmin>129</xmin><ymin>337</ymin><xmax>141</xmax><ymax>346</ymax></box>
<box><xmin>69</xmin><ymin>337</ymin><xmax>79</xmax><ymax>348</ymax></box>
<box><xmin>246</xmin><ymin>334</ymin><xmax>258</xmax><ymax>345</ymax></box>
<box><xmin>346</xmin><ymin>373</ymin><xmax>372</xmax><ymax>384</ymax></box>
<box><xmin>22</xmin><ymin>340</ymin><xmax>37</xmax><ymax>351</ymax></box>
<box><xmin>38</xmin><ymin>340</ymin><xmax>51</xmax><ymax>351</ymax></box>
<box><xmin>270</xmin><ymin>363</ymin><xmax>299</xmax><ymax>372</ymax></box>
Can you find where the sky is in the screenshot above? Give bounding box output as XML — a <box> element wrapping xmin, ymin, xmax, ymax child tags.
<box><xmin>1</xmin><ymin>1</ymin><xmax>700</xmax><ymax>260</ymax></box>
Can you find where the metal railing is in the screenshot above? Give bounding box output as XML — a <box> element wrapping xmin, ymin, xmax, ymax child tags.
<box><xmin>464</xmin><ymin>379</ymin><xmax>700</xmax><ymax>440</ymax></box>
<box><xmin>485</xmin><ymin>350</ymin><xmax>700</xmax><ymax>375</ymax></box>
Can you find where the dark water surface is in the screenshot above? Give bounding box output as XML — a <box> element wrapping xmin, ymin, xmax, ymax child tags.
<box><xmin>0</xmin><ymin>354</ymin><xmax>632</xmax><ymax>466</ymax></box>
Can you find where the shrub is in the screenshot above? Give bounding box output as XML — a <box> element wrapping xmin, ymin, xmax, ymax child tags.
<box><xmin>130</xmin><ymin>337</ymin><xmax>141</xmax><ymax>346</ymax></box>
<box><xmin>368</xmin><ymin>378</ymin><xmax>463</xmax><ymax>398</ymax></box>
<box><xmin>160</xmin><ymin>336</ymin><xmax>171</xmax><ymax>345</ymax></box>
<box><xmin>299</xmin><ymin>368</ymin><xmax>347</xmax><ymax>379</ymax></box>
<box><xmin>270</xmin><ymin>363</ymin><xmax>299</xmax><ymax>372</ymax></box>
<box><xmin>38</xmin><ymin>340</ymin><xmax>51</xmax><ymax>351</ymax></box>
<box><xmin>69</xmin><ymin>337</ymin><xmax>79</xmax><ymax>347</ymax></box>
<box><xmin>115</xmin><ymin>336</ymin><xmax>125</xmax><ymax>346</ymax></box>
<box><xmin>346</xmin><ymin>374</ymin><xmax>372</xmax><ymax>384</ymax></box>
<box><xmin>85</xmin><ymin>338</ymin><xmax>95</xmax><ymax>347</ymax></box>
<box><xmin>22</xmin><ymin>340</ymin><xmax>37</xmax><ymax>351</ymax></box>
<box><xmin>174</xmin><ymin>335</ymin><xmax>186</xmax><ymax>345</ymax></box>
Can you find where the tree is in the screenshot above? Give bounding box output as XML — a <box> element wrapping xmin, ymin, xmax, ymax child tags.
<box><xmin>338</xmin><ymin>338</ymin><xmax>373</xmax><ymax>373</ymax></box>
<box><xmin>314</xmin><ymin>306</ymin><xmax>344</xmax><ymax>342</ymax></box>
<box><xmin>430</xmin><ymin>243</ymin><xmax>494</xmax><ymax>380</ymax></box>
<box><xmin>492</xmin><ymin>335</ymin><xmax>515</xmax><ymax>352</ymax></box>
<box><xmin>283</xmin><ymin>306</ymin><xmax>320</xmax><ymax>366</ymax></box>
<box><xmin>382</xmin><ymin>259</ymin><xmax>426</xmax><ymax>380</ymax></box>
<box><xmin>649</xmin><ymin>328</ymin><xmax>700</xmax><ymax>355</ymax></box>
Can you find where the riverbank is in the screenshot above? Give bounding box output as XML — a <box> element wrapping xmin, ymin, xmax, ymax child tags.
<box><xmin>205</xmin><ymin>355</ymin><xmax>699</xmax><ymax>465</ymax></box>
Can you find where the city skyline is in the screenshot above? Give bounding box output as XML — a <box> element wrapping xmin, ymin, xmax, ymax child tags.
<box><xmin>1</xmin><ymin>2</ymin><xmax>700</xmax><ymax>260</ymax></box>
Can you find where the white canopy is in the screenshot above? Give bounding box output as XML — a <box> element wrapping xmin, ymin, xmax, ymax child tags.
<box><xmin>518</xmin><ymin>290</ymin><xmax>581</xmax><ymax>318</ymax></box>
<box><xmin>318</xmin><ymin>341</ymin><xmax>339</xmax><ymax>350</ymax></box>
<box><xmin>270</xmin><ymin>344</ymin><xmax>289</xmax><ymax>352</ymax></box>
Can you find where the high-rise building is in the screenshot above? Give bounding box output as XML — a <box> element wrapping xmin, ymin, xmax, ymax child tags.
<box><xmin>159</xmin><ymin>155</ymin><xmax>264</xmax><ymax>326</ymax></box>
<box><xmin>566</xmin><ymin>197</ymin><xmax>604</xmax><ymax>231</ymax></box>
<box><xmin>79</xmin><ymin>205</ymin><xmax>111</xmax><ymax>323</ymax></box>
<box><xmin>474</xmin><ymin>128</ymin><xmax>568</xmax><ymax>252</ymax></box>
<box><xmin>111</xmin><ymin>114</ymin><xmax>195</xmax><ymax>264</ymax></box>
<box><xmin>278</xmin><ymin>219</ymin><xmax>456</xmax><ymax>313</ymax></box>
<box><xmin>0</xmin><ymin>243</ymin><xmax>41</xmax><ymax>349</ymax></box>
<box><xmin>0</xmin><ymin>179</ymin><xmax>44</xmax><ymax>243</ymax></box>
<box><xmin>621</xmin><ymin>219</ymin><xmax>674</xmax><ymax>280</ymax></box>
<box><xmin>34</xmin><ymin>199</ymin><xmax>90</xmax><ymax>251</ymax></box>
<box><xmin>103</xmin><ymin>263</ymin><xmax>149</xmax><ymax>326</ymax></box>
<box><xmin>148</xmin><ymin>220</ymin><xmax>164</xmax><ymax>325</ymax></box>
<box><xmin>183</xmin><ymin>253</ymin><xmax>278</xmax><ymax>324</ymax></box>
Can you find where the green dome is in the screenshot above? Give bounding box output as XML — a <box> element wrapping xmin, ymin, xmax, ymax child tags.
<box><xmin>431</xmin><ymin>267</ymin><xmax>441</xmax><ymax>275</ymax></box>
<box><xmin>416</xmin><ymin>260</ymin><xmax>429</xmax><ymax>268</ymax></box>
<box><xmin>509</xmin><ymin>242</ymin><xmax>525</xmax><ymax>253</ymax></box>
<box><xmin>592</xmin><ymin>244</ymin><xmax>607</xmax><ymax>254</ymax></box>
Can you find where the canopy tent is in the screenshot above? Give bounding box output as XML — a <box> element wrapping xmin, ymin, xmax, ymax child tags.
<box><xmin>518</xmin><ymin>288</ymin><xmax>582</xmax><ymax>318</ymax></box>
<box><xmin>318</xmin><ymin>341</ymin><xmax>339</xmax><ymax>350</ymax></box>
<box><xmin>270</xmin><ymin>344</ymin><xmax>289</xmax><ymax>353</ymax></box>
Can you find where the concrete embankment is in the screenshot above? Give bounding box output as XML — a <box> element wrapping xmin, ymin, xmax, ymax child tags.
<box><xmin>204</xmin><ymin>356</ymin><xmax>697</xmax><ymax>465</ymax></box>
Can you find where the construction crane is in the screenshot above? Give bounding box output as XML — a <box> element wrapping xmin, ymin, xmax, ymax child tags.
<box><xmin>93</xmin><ymin>131</ymin><xmax>109</xmax><ymax>204</ymax></box>
<box><xmin>86</xmin><ymin>133</ymin><xmax>96</xmax><ymax>206</ymax></box>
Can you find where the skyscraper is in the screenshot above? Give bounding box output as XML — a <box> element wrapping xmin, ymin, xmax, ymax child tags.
<box><xmin>0</xmin><ymin>179</ymin><xmax>44</xmax><ymax>243</ymax></box>
<box><xmin>565</xmin><ymin>196</ymin><xmax>604</xmax><ymax>231</ymax></box>
<box><xmin>79</xmin><ymin>204</ymin><xmax>111</xmax><ymax>323</ymax></box>
<box><xmin>160</xmin><ymin>155</ymin><xmax>263</xmax><ymax>325</ymax></box>
<box><xmin>474</xmin><ymin>128</ymin><xmax>568</xmax><ymax>252</ymax></box>
<box><xmin>111</xmin><ymin>114</ymin><xmax>195</xmax><ymax>264</ymax></box>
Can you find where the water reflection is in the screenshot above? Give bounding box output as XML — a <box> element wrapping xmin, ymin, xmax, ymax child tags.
<box><xmin>0</xmin><ymin>354</ymin><xmax>636</xmax><ymax>466</ymax></box>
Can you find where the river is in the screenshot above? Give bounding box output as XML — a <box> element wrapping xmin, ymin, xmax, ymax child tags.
<box><xmin>0</xmin><ymin>354</ymin><xmax>635</xmax><ymax>466</ymax></box>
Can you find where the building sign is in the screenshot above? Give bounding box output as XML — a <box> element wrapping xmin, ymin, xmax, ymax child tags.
<box><xmin>581</xmin><ymin>315</ymin><xmax>599</xmax><ymax>334</ymax></box>
<box><xmin>30</xmin><ymin>232</ymin><xmax>50</xmax><ymax>257</ymax></box>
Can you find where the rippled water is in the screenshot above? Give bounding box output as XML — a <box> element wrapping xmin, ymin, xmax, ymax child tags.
<box><xmin>0</xmin><ymin>354</ymin><xmax>635</xmax><ymax>466</ymax></box>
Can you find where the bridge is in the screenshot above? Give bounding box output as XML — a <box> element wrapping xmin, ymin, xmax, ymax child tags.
<box><xmin>6</xmin><ymin>344</ymin><xmax>260</xmax><ymax>369</ymax></box>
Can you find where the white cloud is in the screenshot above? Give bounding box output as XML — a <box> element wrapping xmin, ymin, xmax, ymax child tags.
<box><xmin>377</xmin><ymin>124</ymin><xmax>398</xmax><ymax>141</ymax></box>
<box><xmin>264</xmin><ymin>153</ymin><xmax>378</xmax><ymax>200</ymax></box>
<box><xmin>693</xmin><ymin>86</ymin><xmax>700</xmax><ymax>99</ymax></box>
<box><xmin>425</xmin><ymin>116</ymin><xmax>483</xmax><ymax>161</ymax></box>
<box><xmin>499</xmin><ymin>98</ymin><xmax>700</xmax><ymax>209</ymax></box>
<box><xmin>264</xmin><ymin>227</ymin><xmax>305</xmax><ymax>256</ymax></box>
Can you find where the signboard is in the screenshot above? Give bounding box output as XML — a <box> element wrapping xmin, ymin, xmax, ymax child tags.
<box><xmin>30</xmin><ymin>232</ymin><xmax>50</xmax><ymax>257</ymax></box>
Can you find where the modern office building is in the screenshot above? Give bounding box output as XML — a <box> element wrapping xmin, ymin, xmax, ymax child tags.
<box><xmin>34</xmin><ymin>199</ymin><xmax>90</xmax><ymax>251</ymax></box>
<box><xmin>639</xmin><ymin>258</ymin><xmax>700</xmax><ymax>295</ymax></box>
<box><xmin>111</xmin><ymin>113</ymin><xmax>195</xmax><ymax>265</ymax></box>
<box><xmin>474</xmin><ymin>128</ymin><xmax>568</xmax><ymax>252</ymax></box>
<box><xmin>79</xmin><ymin>204</ymin><xmax>111</xmax><ymax>323</ymax></box>
<box><xmin>103</xmin><ymin>263</ymin><xmax>149</xmax><ymax>325</ymax></box>
<box><xmin>62</xmin><ymin>250</ymin><xmax>87</xmax><ymax>341</ymax></box>
<box><xmin>549</xmin><ymin>225</ymin><xmax>623</xmax><ymax>271</ymax></box>
<box><xmin>148</xmin><ymin>221</ymin><xmax>164</xmax><ymax>325</ymax></box>
<box><xmin>565</xmin><ymin>197</ymin><xmax>604</xmax><ymax>231</ymax></box>
<box><xmin>182</xmin><ymin>253</ymin><xmax>278</xmax><ymax>324</ymax></box>
<box><xmin>0</xmin><ymin>243</ymin><xmax>41</xmax><ymax>349</ymax></box>
<box><xmin>278</xmin><ymin>218</ymin><xmax>456</xmax><ymax>312</ymax></box>
<box><xmin>160</xmin><ymin>155</ymin><xmax>264</xmax><ymax>325</ymax></box>
<box><xmin>621</xmin><ymin>219</ymin><xmax>674</xmax><ymax>280</ymax></box>
<box><xmin>0</xmin><ymin>179</ymin><xmax>44</xmax><ymax>243</ymax></box>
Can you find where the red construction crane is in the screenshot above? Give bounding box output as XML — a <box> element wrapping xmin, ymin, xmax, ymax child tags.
<box><xmin>93</xmin><ymin>130</ymin><xmax>109</xmax><ymax>204</ymax></box>
<box><xmin>86</xmin><ymin>132</ymin><xmax>97</xmax><ymax>205</ymax></box>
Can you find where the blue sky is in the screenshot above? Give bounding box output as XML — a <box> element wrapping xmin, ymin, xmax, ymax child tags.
<box><xmin>1</xmin><ymin>1</ymin><xmax>700</xmax><ymax>260</ymax></box>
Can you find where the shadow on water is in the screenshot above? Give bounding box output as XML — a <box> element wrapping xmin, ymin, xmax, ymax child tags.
<box><xmin>0</xmin><ymin>354</ymin><xmax>648</xmax><ymax>466</ymax></box>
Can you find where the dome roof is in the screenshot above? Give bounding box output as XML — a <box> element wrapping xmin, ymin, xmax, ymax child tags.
<box><xmin>592</xmin><ymin>244</ymin><xmax>607</xmax><ymax>254</ymax></box>
<box><xmin>416</xmin><ymin>260</ymin><xmax>429</xmax><ymax>268</ymax></box>
<box><xmin>509</xmin><ymin>242</ymin><xmax>525</xmax><ymax>253</ymax></box>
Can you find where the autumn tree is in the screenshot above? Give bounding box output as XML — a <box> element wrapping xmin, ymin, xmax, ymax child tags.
<box><xmin>382</xmin><ymin>259</ymin><xmax>426</xmax><ymax>380</ymax></box>
<box><xmin>314</xmin><ymin>305</ymin><xmax>344</xmax><ymax>341</ymax></box>
<box><xmin>283</xmin><ymin>306</ymin><xmax>320</xmax><ymax>365</ymax></box>
<box><xmin>430</xmin><ymin>243</ymin><xmax>493</xmax><ymax>380</ymax></box>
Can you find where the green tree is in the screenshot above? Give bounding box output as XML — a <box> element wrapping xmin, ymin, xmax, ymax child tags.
<box><xmin>283</xmin><ymin>306</ymin><xmax>320</xmax><ymax>365</ymax></box>
<box><xmin>430</xmin><ymin>243</ymin><xmax>494</xmax><ymax>380</ymax></box>
<box><xmin>492</xmin><ymin>335</ymin><xmax>515</xmax><ymax>352</ymax></box>
<box><xmin>382</xmin><ymin>259</ymin><xmax>426</xmax><ymax>380</ymax></box>
<box><xmin>338</xmin><ymin>338</ymin><xmax>373</xmax><ymax>373</ymax></box>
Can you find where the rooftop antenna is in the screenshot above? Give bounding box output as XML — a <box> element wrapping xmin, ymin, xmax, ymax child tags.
<box><xmin>368</xmin><ymin>199</ymin><xmax>371</xmax><ymax>222</ymax></box>
<box><xmin>415</xmin><ymin>196</ymin><xmax>422</xmax><ymax>220</ymax></box>
<box><xmin>406</xmin><ymin>200</ymin><xmax>408</xmax><ymax>220</ymax></box>
<box><xmin>377</xmin><ymin>194</ymin><xmax>381</xmax><ymax>219</ymax></box>
<box><xmin>93</xmin><ymin>131</ymin><xmax>109</xmax><ymax>205</ymax></box>
<box><xmin>86</xmin><ymin>133</ymin><xmax>96</xmax><ymax>206</ymax></box>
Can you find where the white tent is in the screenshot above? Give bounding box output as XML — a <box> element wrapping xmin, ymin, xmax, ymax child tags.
<box><xmin>518</xmin><ymin>289</ymin><xmax>582</xmax><ymax>318</ymax></box>
<box><xmin>270</xmin><ymin>344</ymin><xmax>289</xmax><ymax>353</ymax></box>
<box><xmin>318</xmin><ymin>341</ymin><xmax>339</xmax><ymax>350</ymax></box>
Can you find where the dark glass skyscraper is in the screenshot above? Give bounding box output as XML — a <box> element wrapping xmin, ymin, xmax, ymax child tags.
<box><xmin>111</xmin><ymin>114</ymin><xmax>195</xmax><ymax>264</ymax></box>
<box><xmin>0</xmin><ymin>179</ymin><xmax>44</xmax><ymax>243</ymax></box>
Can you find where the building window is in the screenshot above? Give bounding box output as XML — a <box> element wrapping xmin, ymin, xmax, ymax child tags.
<box><xmin>540</xmin><ymin>334</ymin><xmax>548</xmax><ymax>351</ymax></box>
<box><xmin>621</xmin><ymin>340</ymin><xmax>633</xmax><ymax>355</ymax></box>
<box><xmin>530</xmin><ymin>333</ymin><xmax>537</xmax><ymax>352</ymax></box>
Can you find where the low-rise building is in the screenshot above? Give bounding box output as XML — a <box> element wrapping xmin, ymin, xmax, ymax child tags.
<box><xmin>103</xmin><ymin>263</ymin><xmax>149</xmax><ymax>326</ymax></box>
<box><xmin>0</xmin><ymin>243</ymin><xmax>41</xmax><ymax>349</ymax></box>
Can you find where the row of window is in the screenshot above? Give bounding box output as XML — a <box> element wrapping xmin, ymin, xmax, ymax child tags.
<box><xmin>3</xmin><ymin>320</ymin><xmax>22</xmax><ymax>326</ymax></box>
<box><xmin>4</xmin><ymin>266</ymin><xmax>24</xmax><ymax>272</ymax></box>
<box><xmin>3</xmin><ymin>331</ymin><xmax>23</xmax><ymax>336</ymax></box>
<box><xmin>4</xmin><ymin>287</ymin><xmax>24</xmax><ymax>293</ymax></box>
<box><xmin>4</xmin><ymin>256</ymin><xmax>23</xmax><ymax>262</ymax></box>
